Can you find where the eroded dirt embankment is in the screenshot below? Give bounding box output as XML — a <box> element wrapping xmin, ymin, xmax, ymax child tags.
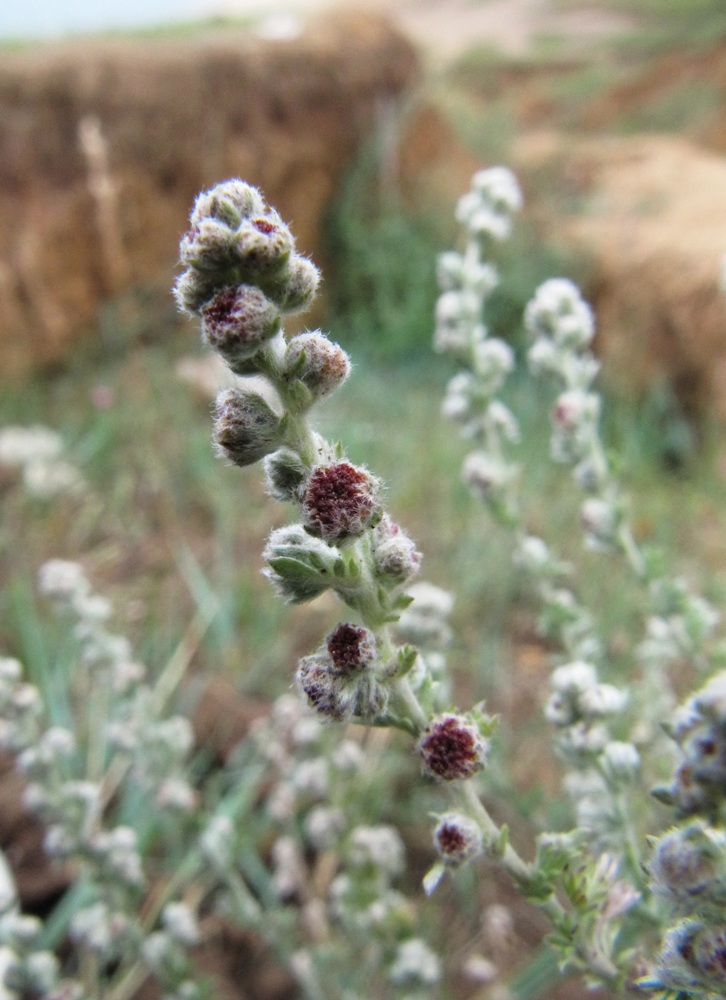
<box><xmin>0</xmin><ymin>11</ymin><xmax>419</xmax><ymax>379</ymax></box>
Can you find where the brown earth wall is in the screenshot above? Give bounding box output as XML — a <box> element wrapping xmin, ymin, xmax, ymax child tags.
<box><xmin>0</xmin><ymin>11</ymin><xmax>420</xmax><ymax>379</ymax></box>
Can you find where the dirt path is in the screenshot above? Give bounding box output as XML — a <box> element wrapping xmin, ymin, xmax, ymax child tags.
<box><xmin>218</xmin><ymin>0</ymin><xmax>635</xmax><ymax>62</ymax></box>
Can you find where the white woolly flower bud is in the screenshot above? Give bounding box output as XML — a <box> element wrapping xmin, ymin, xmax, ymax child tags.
<box><xmin>441</xmin><ymin>371</ymin><xmax>477</xmax><ymax>424</ymax></box>
<box><xmin>301</xmin><ymin>461</ymin><xmax>382</xmax><ymax>542</ymax></box>
<box><xmin>394</xmin><ymin>581</ymin><xmax>453</xmax><ymax>648</ymax></box>
<box><xmin>303</xmin><ymin>806</ymin><xmax>345</xmax><ymax>850</ymax></box>
<box><xmin>234</xmin><ymin>212</ymin><xmax>294</xmax><ymax>278</ymax></box>
<box><xmin>156</xmin><ymin>778</ymin><xmax>198</xmax><ymax>813</ymax></box>
<box><xmin>213</xmin><ymin>387</ymin><xmax>282</xmax><ymax>467</ymax></box>
<box><xmin>371</xmin><ymin>515</ymin><xmax>421</xmax><ymax>583</ymax></box>
<box><xmin>436</xmin><ymin>250</ymin><xmax>464</xmax><ymax>289</ymax></box>
<box><xmin>22</xmin><ymin>458</ymin><xmax>83</xmax><ymax>499</ymax></box>
<box><xmin>70</xmin><ymin>903</ymin><xmax>130</xmax><ymax>956</ymax></box>
<box><xmin>579</xmin><ymin>682</ymin><xmax>628</xmax><ymax>719</ymax></box>
<box><xmin>419</xmin><ymin>713</ymin><xmax>489</xmax><ymax>782</ymax></box>
<box><xmin>295</xmin><ymin>653</ymin><xmax>354</xmax><ymax>722</ymax></box>
<box><xmin>162</xmin><ymin>903</ymin><xmax>200</xmax><ymax>946</ymax></box>
<box><xmin>461</xmin><ymin>451</ymin><xmax>515</xmax><ymax>504</ymax></box>
<box><xmin>0</xmin><ymin>426</ymin><xmax>63</xmax><ymax>467</ymax></box>
<box><xmin>199</xmin><ymin>815</ymin><xmax>235</xmax><ymax>870</ymax></box>
<box><xmin>4</xmin><ymin>950</ymin><xmax>59</xmax><ymax>995</ymax></box>
<box><xmin>190</xmin><ymin>179</ymin><xmax>265</xmax><ymax>229</ymax></box>
<box><xmin>348</xmin><ymin>826</ymin><xmax>405</xmax><ymax>877</ymax></box>
<box><xmin>265</xmin><ymin>252</ymin><xmax>321</xmax><ymax>314</ymax></box>
<box><xmin>263</xmin><ymin>446</ymin><xmax>309</xmax><ymax>502</ymax></box>
<box><xmin>283</xmin><ymin>331</ymin><xmax>351</xmax><ymax>401</ymax></box>
<box><xmin>486</xmin><ymin>399</ymin><xmax>520</xmax><ymax>442</ymax></box>
<box><xmin>581</xmin><ymin>497</ymin><xmax>619</xmax><ymax>549</ymax></box>
<box><xmin>524</xmin><ymin>277</ymin><xmax>594</xmax><ymax>348</ymax></box>
<box><xmin>527</xmin><ymin>335</ymin><xmax>559</xmax><ymax>375</ymax></box>
<box><xmin>471</xmin><ymin>165</ymin><xmax>523</xmax><ymax>214</ymax></box>
<box><xmin>38</xmin><ymin>559</ymin><xmax>90</xmax><ymax>603</ymax></box>
<box><xmin>179</xmin><ymin>216</ymin><xmax>239</xmax><ymax>273</ymax></box>
<box><xmin>433</xmin><ymin>812</ymin><xmax>483</xmax><ymax>865</ymax></box>
<box><xmin>263</xmin><ymin>523</ymin><xmax>341</xmax><ymax>604</ymax></box>
<box><xmin>599</xmin><ymin>741</ymin><xmax>640</xmax><ymax>783</ymax></box>
<box><xmin>271</xmin><ymin>836</ymin><xmax>307</xmax><ymax>900</ymax></box>
<box><xmin>388</xmin><ymin>938</ymin><xmax>442</xmax><ymax>987</ymax></box>
<box><xmin>552</xmin><ymin>389</ymin><xmax>599</xmax><ymax>433</ymax></box>
<box><xmin>546</xmin><ymin>661</ymin><xmax>598</xmax><ymax>726</ymax></box>
<box><xmin>514</xmin><ymin>534</ymin><xmax>551</xmax><ymax>574</ymax></box>
<box><xmin>434</xmin><ymin>290</ymin><xmax>481</xmax><ymax>354</ymax></box>
<box><xmin>472</xmin><ymin>337</ymin><xmax>514</xmax><ymax>394</ymax></box>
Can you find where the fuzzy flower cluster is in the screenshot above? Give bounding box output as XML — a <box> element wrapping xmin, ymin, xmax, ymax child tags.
<box><xmin>177</xmin><ymin>180</ymin><xmax>499</xmax><ymax>802</ymax></box>
<box><xmin>644</xmin><ymin>677</ymin><xmax>726</xmax><ymax>997</ymax></box>
<box><xmin>0</xmin><ymin>425</ymin><xmax>84</xmax><ymax>499</ymax></box>
<box><xmin>434</xmin><ymin>168</ymin><xmax>522</xmax><ymax>523</ymax></box>
<box><xmin>431</xmin><ymin>168</ymin><xmax>726</xmax><ymax>994</ymax></box>
<box><xmin>237</xmin><ymin>694</ymin><xmax>442</xmax><ymax>998</ymax></box>
<box><xmin>0</xmin><ymin>563</ymin><xmax>205</xmax><ymax>1000</ymax></box>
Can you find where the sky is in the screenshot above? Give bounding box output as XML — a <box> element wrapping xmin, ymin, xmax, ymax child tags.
<box><xmin>0</xmin><ymin>0</ymin><xmax>252</xmax><ymax>41</ymax></box>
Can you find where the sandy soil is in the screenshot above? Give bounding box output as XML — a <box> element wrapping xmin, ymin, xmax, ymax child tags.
<box><xmin>213</xmin><ymin>0</ymin><xmax>636</xmax><ymax>62</ymax></box>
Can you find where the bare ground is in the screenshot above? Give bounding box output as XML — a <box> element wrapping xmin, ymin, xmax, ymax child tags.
<box><xmin>215</xmin><ymin>0</ymin><xmax>637</xmax><ymax>63</ymax></box>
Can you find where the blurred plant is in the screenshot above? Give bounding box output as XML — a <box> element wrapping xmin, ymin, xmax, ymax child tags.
<box><xmin>0</xmin><ymin>556</ymin><xmax>439</xmax><ymax>1000</ymax></box>
<box><xmin>435</xmin><ymin>166</ymin><xmax>726</xmax><ymax>997</ymax></box>
<box><xmin>0</xmin><ymin>425</ymin><xmax>85</xmax><ymax>500</ymax></box>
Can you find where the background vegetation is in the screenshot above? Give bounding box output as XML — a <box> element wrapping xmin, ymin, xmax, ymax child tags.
<box><xmin>2</xmin><ymin>2</ymin><xmax>726</xmax><ymax>996</ymax></box>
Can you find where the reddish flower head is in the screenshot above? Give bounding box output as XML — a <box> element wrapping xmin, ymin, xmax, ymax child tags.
<box><xmin>296</xmin><ymin>654</ymin><xmax>352</xmax><ymax>722</ymax></box>
<box><xmin>326</xmin><ymin>623</ymin><xmax>376</xmax><ymax>675</ymax></box>
<box><xmin>302</xmin><ymin>462</ymin><xmax>381</xmax><ymax>542</ymax></box>
<box><xmin>419</xmin><ymin>714</ymin><xmax>488</xmax><ymax>782</ymax></box>
<box><xmin>201</xmin><ymin>284</ymin><xmax>281</xmax><ymax>364</ymax></box>
<box><xmin>434</xmin><ymin>813</ymin><xmax>483</xmax><ymax>865</ymax></box>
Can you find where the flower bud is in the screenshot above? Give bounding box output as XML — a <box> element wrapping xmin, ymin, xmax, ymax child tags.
<box><xmin>284</xmin><ymin>332</ymin><xmax>351</xmax><ymax>401</ymax></box>
<box><xmin>435</xmin><ymin>289</ymin><xmax>479</xmax><ymax>342</ymax></box>
<box><xmin>524</xmin><ymin>278</ymin><xmax>593</xmax><ymax>347</ymax></box>
<box><xmin>301</xmin><ymin>461</ymin><xmax>382</xmax><ymax>542</ymax></box>
<box><xmin>527</xmin><ymin>336</ymin><xmax>559</xmax><ymax>375</ymax></box>
<box><xmin>162</xmin><ymin>902</ymin><xmax>200</xmax><ymax>946</ymax></box>
<box><xmin>436</xmin><ymin>251</ymin><xmax>464</xmax><ymax>289</ymax></box>
<box><xmin>371</xmin><ymin>516</ymin><xmax>421</xmax><ymax>583</ymax></box>
<box><xmin>580</xmin><ymin>497</ymin><xmax>619</xmax><ymax>549</ymax></box>
<box><xmin>650</xmin><ymin>822</ymin><xmax>726</xmax><ymax>905</ymax></box>
<box><xmin>38</xmin><ymin>559</ymin><xmax>90</xmax><ymax>603</ymax></box>
<box><xmin>263</xmin><ymin>524</ymin><xmax>341</xmax><ymax>603</ymax></box>
<box><xmin>471</xmin><ymin>166</ymin><xmax>523</xmax><ymax>213</ymax></box>
<box><xmin>190</xmin><ymin>179</ymin><xmax>265</xmax><ymax>229</ymax></box>
<box><xmin>263</xmin><ymin>446</ymin><xmax>309</xmax><ymax>502</ymax></box>
<box><xmin>266</xmin><ymin>253</ymin><xmax>321</xmax><ymax>314</ymax></box>
<box><xmin>213</xmin><ymin>387</ymin><xmax>282</xmax><ymax>467</ymax></box>
<box><xmin>173</xmin><ymin>267</ymin><xmax>229</xmax><ymax>315</ymax></box>
<box><xmin>461</xmin><ymin>451</ymin><xmax>514</xmax><ymax>504</ymax></box>
<box><xmin>599</xmin><ymin>740</ymin><xmax>640</xmax><ymax>784</ymax></box>
<box><xmin>644</xmin><ymin>919</ymin><xmax>726</xmax><ymax>994</ymax></box>
<box><xmin>418</xmin><ymin>713</ymin><xmax>488</xmax><ymax>781</ymax></box>
<box><xmin>179</xmin><ymin>217</ymin><xmax>239</xmax><ymax>272</ymax></box>
<box><xmin>235</xmin><ymin>213</ymin><xmax>294</xmax><ymax>278</ymax></box>
<box><xmin>388</xmin><ymin>938</ymin><xmax>441</xmax><ymax>987</ymax></box>
<box><xmin>326</xmin><ymin>623</ymin><xmax>377</xmax><ymax>675</ymax></box>
<box><xmin>552</xmin><ymin>390</ymin><xmax>598</xmax><ymax>433</ymax></box>
<box><xmin>472</xmin><ymin>337</ymin><xmax>514</xmax><ymax>394</ymax></box>
<box><xmin>433</xmin><ymin>812</ymin><xmax>483</xmax><ymax>865</ymax></box>
<box><xmin>513</xmin><ymin>534</ymin><xmax>550</xmax><ymax>574</ymax></box>
<box><xmin>296</xmin><ymin>653</ymin><xmax>353</xmax><ymax>722</ymax></box>
<box><xmin>201</xmin><ymin>284</ymin><xmax>281</xmax><ymax>367</ymax></box>
<box><xmin>394</xmin><ymin>582</ymin><xmax>453</xmax><ymax>648</ymax></box>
